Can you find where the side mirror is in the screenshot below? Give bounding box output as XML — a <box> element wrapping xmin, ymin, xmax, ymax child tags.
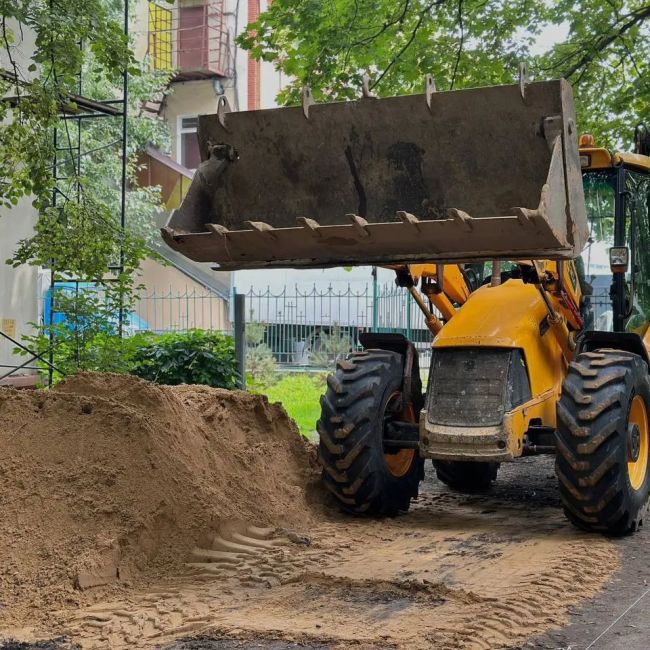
<box><xmin>609</xmin><ymin>246</ymin><xmax>630</xmax><ymax>274</ymax></box>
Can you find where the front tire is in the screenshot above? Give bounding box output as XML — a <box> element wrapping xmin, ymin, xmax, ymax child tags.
<box><xmin>556</xmin><ymin>349</ymin><xmax>650</xmax><ymax>534</ymax></box>
<box><xmin>318</xmin><ymin>349</ymin><xmax>423</xmax><ymax>516</ymax></box>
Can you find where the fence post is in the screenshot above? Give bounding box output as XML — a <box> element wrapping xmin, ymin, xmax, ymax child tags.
<box><xmin>371</xmin><ymin>266</ymin><xmax>378</xmax><ymax>332</ymax></box>
<box><xmin>234</xmin><ymin>293</ymin><xmax>246</xmax><ymax>389</ymax></box>
<box><xmin>406</xmin><ymin>290</ymin><xmax>412</xmax><ymax>339</ymax></box>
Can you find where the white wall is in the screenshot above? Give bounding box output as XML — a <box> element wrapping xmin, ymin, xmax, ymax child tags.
<box><xmin>162</xmin><ymin>79</ymin><xmax>237</xmax><ymax>160</ymax></box>
<box><xmin>0</xmin><ymin>204</ymin><xmax>40</xmax><ymax>370</ymax></box>
<box><xmin>0</xmin><ymin>21</ymin><xmax>40</xmax><ymax>371</ymax></box>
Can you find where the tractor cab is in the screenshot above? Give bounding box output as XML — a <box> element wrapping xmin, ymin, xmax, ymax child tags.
<box><xmin>578</xmin><ymin>128</ymin><xmax>650</xmax><ymax>339</ymax></box>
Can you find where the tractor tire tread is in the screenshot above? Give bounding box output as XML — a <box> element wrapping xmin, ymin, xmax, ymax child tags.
<box><xmin>317</xmin><ymin>349</ymin><xmax>423</xmax><ymax>516</ymax></box>
<box><xmin>555</xmin><ymin>349</ymin><xmax>650</xmax><ymax>534</ymax></box>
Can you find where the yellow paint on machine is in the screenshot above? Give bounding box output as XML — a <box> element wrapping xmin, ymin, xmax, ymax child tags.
<box><xmin>428</xmin><ymin>280</ymin><xmax>567</xmax><ymax>453</ymax></box>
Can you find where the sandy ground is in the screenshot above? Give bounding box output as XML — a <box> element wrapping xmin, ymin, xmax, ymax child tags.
<box><xmin>1</xmin><ymin>456</ymin><xmax>623</xmax><ymax>650</ymax></box>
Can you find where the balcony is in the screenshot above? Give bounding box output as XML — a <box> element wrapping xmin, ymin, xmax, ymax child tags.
<box><xmin>148</xmin><ymin>1</ymin><xmax>231</xmax><ymax>81</ymax></box>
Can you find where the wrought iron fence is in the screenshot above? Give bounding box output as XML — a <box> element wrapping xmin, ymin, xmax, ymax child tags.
<box><xmin>245</xmin><ymin>283</ymin><xmax>434</xmax><ymax>369</ymax></box>
<box><xmin>41</xmin><ymin>283</ymin><xmax>435</xmax><ymax>372</ymax></box>
<box><xmin>134</xmin><ymin>287</ymin><xmax>230</xmax><ymax>334</ymax></box>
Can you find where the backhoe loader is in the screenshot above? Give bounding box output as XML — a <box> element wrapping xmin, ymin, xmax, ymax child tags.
<box><xmin>164</xmin><ymin>77</ymin><xmax>650</xmax><ymax>534</ymax></box>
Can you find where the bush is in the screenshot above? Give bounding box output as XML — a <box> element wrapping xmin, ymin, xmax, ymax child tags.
<box><xmin>245</xmin><ymin>320</ymin><xmax>278</xmax><ymax>387</ymax></box>
<box><xmin>246</xmin><ymin>343</ymin><xmax>278</xmax><ymax>388</ymax></box>
<box><xmin>309</xmin><ymin>323</ymin><xmax>352</xmax><ymax>369</ymax></box>
<box><xmin>130</xmin><ymin>329</ymin><xmax>238</xmax><ymax>389</ymax></box>
<box><xmin>17</xmin><ymin>288</ymin><xmax>238</xmax><ymax>389</ymax></box>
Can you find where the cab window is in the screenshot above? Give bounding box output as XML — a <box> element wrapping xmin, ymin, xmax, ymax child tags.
<box><xmin>625</xmin><ymin>171</ymin><xmax>650</xmax><ymax>334</ymax></box>
<box><xmin>580</xmin><ymin>170</ymin><xmax>616</xmax><ymax>331</ymax></box>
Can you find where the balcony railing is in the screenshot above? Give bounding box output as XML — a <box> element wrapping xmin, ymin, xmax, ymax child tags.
<box><xmin>148</xmin><ymin>1</ymin><xmax>231</xmax><ymax>80</ymax></box>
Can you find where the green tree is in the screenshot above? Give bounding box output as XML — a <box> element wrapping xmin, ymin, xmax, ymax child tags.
<box><xmin>540</xmin><ymin>2</ymin><xmax>650</xmax><ymax>145</ymax></box>
<box><xmin>1</xmin><ymin>1</ymin><xmax>170</xmax><ymax>296</ymax></box>
<box><xmin>240</xmin><ymin>0</ymin><xmax>650</xmax><ymax>147</ymax></box>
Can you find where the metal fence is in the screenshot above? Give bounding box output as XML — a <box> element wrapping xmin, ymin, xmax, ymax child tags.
<box><xmin>132</xmin><ymin>283</ymin><xmax>434</xmax><ymax>370</ymax></box>
<box><xmin>134</xmin><ymin>287</ymin><xmax>230</xmax><ymax>334</ymax></box>
<box><xmin>245</xmin><ymin>283</ymin><xmax>433</xmax><ymax>368</ymax></box>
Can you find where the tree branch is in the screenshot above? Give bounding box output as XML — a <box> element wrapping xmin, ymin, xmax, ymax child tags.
<box><xmin>1</xmin><ymin>15</ymin><xmax>22</xmax><ymax>115</ymax></box>
<box><xmin>370</xmin><ymin>0</ymin><xmax>445</xmax><ymax>91</ymax></box>
<box><xmin>449</xmin><ymin>0</ymin><xmax>464</xmax><ymax>90</ymax></box>
<box><xmin>349</xmin><ymin>0</ymin><xmax>412</xmax><ymax>49</ymax></box>
<box><xmin>561</xmin><ymin>4</ymin><xmax>650</xmax><ymax>79</ymax></box>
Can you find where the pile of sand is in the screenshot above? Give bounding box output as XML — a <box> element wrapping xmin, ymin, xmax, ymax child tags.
<box><xmin>0</xmin><ymin>373</ymin><xmax>318</xmax><ymax>625</ymax></box>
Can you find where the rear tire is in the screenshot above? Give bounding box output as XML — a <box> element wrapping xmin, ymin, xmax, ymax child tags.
<box><xmin>556</xmin><ymin>349</ymin><xmax>650</xmax><ymax>534</ymax></box>
<box><xmin>318</xmin><ymin>349</ymin><xmax>424</xmax><ymax>516</ymax></box>
<box><xmin>433</xmin><ymin>460</ymin><xmax>499</xmax><ymax>492</ymax></box>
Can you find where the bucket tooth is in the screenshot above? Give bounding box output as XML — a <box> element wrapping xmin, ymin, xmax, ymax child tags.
<box><xmin>447</xmin><ymin>208</ymin><xmax>474</xmax><ymax>233</ymax></box>
<box><xmin>361</xmin><ymin>74</ymin><xmax>377</xmax><ymax>99</ymax></box>
<box><xmin>297</xmin><ymin>217</ymin><xmax>323</xmax><ymax>238</ymax></box>
<box><xmin>518</xmin><ymin>62</ymin><xmax>529</xmax><ymax>101</ymax></box>
<box><xmin>397</xmin><ymin>211</ymin><xmax>422</xmax><ymax>232</ymax></box>
<box><xmin>161</xmin><ymin>226</ymin><xmax>178</xmax><ymax>244</ymax></box>
<box><xmin>216</xmin><ymin>95</ymin><xmax>231</xmax><ymax>131</ymax></box>
<box><xmin>512</xmin><ymin>207</ymin><xmax>540</xmax><ymax>231</ymax></box>
<box><xmin>346</xmin><ymin>214</ymin><xmax>371</xmax><ymax>239</ymax></box>
<box><xmin>245</xmin><ymin>221</ymin><xmax>278</xmax><ymax>240</ymax></box>
<box><xmin>207</xmin><ymin>223</ymin><xmax>230</xmax><ymax>237</ymax></box>
<box><xmin>424</xmin><ymin>74</ymin><xmax>436</xmax><ymax>112</ymax></box>
<box><xmin>301</xmin><ymin>86</ymin><xmax>314</xmax><ymax>120</ymax></box>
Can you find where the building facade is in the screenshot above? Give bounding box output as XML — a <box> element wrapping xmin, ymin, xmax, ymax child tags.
<box><xmin>0</xmin><ymin>20</ymin><xmax>40</xmax><ymax>381</ymax></box>
<box><xmin>134</xmin><ymin>0</ymin><xmax>384</xmax><ymax>314</ymax></box>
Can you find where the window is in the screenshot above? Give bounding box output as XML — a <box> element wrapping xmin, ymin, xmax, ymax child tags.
<box><xmin>625</xmin><ymin>171</ymin><xmax>650</xmax><ymax>334</ymax></box>
<box><xmin>148</xmin><ymin>3</ymin><xmax>173</xmax><ymax>71</ymax></box>
<box><xmin>178</xmin><ymin>116</ymin><xmax>201</xmax><ymax>170</ymax></box>
<box><xmin>580</xmin><ymin>170</ymin><xmax>617</xmax><ymax>331</ymax></box>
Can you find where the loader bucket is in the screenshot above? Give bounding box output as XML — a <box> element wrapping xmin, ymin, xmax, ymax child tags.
<box><xmin>163</xmin><ymin>79</ymin><xmax>588</xmax><ymax>270</ymax></box>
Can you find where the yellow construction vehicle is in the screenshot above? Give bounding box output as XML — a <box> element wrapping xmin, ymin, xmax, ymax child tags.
<box><xmin>164</xmin><ymin>79</ymin><xmax>650</xmax><ymax>534</ymax></box>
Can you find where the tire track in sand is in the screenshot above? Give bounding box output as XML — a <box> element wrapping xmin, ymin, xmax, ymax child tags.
<box><xmin>57</xmin><ymin>460</ymin><xmax>619</xmax><ymax>650</ymax></box>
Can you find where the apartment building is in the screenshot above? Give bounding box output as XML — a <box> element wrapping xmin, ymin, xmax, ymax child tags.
<box><xmin>132</xmin><ymin>0</ymin><xmax>289</xmax><ymax>330</ymax></box>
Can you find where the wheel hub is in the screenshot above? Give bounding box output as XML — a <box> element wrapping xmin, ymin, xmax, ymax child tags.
<box><xmin>628</xmin><ymin>423</ymin><xmax>641</xmax><ymax>463</ymax></box>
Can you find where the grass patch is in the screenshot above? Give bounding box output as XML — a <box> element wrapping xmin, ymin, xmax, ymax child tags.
<box><xmin>254</xmin><ymin>373</ymin><xmax>325</xmax><ymax>437</ymax></box>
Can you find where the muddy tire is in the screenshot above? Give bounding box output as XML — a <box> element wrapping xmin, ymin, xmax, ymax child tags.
<box><xmin>433</xmin><ymin>460</ymin><xmax>499</xmax><ymax>492</ymax></box>
<box><xmin>556</xmin><ymin>349</ymin><xmax>650</xmax><ymax>534</ymax></box>
<box><xmin>318</xmin><ymin>349</ymin><xmax>424</xmax><ymax>516</ymax></box>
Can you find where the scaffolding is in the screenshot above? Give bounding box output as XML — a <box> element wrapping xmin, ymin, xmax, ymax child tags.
<box><xmin>47</xmin><ymin>2</ymin><xmax>130</xmax><ymax>384</ymax></box>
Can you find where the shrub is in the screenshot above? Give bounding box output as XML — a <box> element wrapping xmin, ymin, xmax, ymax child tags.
<box><xmin>131</xmin><ymin>329</ymin><xmax>238</xmax><ymax>389</ymax></box>
<box><xmin>246</xmin><ymin>343</ymin><xmax>278</xmax><ymax>388</ymax></box>
<box><xmin>309</xmin><ymin>323</ymin><xmax>352</xmax><ymax>369</ymax></box>
<box><xmin>245</xmin><ymin>320</ymin><xmax>278</xmax><ymax>387</ymax></box>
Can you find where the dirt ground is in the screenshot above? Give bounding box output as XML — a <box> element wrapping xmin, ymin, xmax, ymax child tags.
<box><xmin>0</xmin><ymin>374</ymin><xmax>643</xmax><ymax>649</ymax></box>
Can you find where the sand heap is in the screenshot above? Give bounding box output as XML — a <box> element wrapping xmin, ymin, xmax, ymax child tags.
<box><xmin>0</xmin><ymin>372</ymin><xmax>318</xmax><ymax>624</ymax></box>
